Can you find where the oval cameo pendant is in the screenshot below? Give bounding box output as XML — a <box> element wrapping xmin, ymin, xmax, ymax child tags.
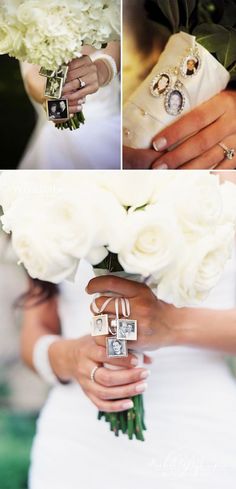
<box><xmin>164</xmin><ymin>84</ymin><xmax>185</xmax><ymax>116</ymax></box>
<box><xmin>180</xmin><ymin>52</ymin><xmax>201</xmax><ymax>78</ymax></box>
<box><xmin>150</xmin><ymin>72</ymin><xmax>171</xmax><ymax>97</ymax></box>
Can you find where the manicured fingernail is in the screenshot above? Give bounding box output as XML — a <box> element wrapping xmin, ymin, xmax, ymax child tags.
<box><xmin>153</xmin><ymin>137</ymin><xmax>167</xmax><ymax>151</ymax></box>
<box><xmin>135</xmin><ymin>383</ymin><xmax>148</xmax><ymax>393</ymax></box>
<box><xmin>77</xmin><ymin>105</ymin><xmax>82</xmax><ymax>112</ymax></box>
<box><xmin>154</xmin><ymin>163</ymin><xmax>168</xmax><ymax>170</ymax></box>
<box><xmin>140</xmin><ymin>370</ymin><xmax>151</xmax><ymax>380</ymax></box>
<box><xmin>122</xmin><ymin>400</ymin><xmax>134</xmax><ymax>410</ymax></box>
<box><xmin>131</xmin><ymin>358</ymin><xmax>138</xmax><ymax>366</ymax></box>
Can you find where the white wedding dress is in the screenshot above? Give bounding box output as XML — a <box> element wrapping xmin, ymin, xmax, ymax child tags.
<box><xmin>29</xmin><ymin>251</ymin><xmax>236</xmax><ymax>488</ymax></box>
<box><xmin>19</xmin><ymin>63</ymin><xmax>120</xmax><ymax>170</ymax></box>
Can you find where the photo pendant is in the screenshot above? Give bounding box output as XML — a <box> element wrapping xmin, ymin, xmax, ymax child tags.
<box><xmin>117</xmin><ymin>319</ymin><xmax>138</xmax><ymax>341</ymax></box>
<box><xmin>150</xmin><ymin>72</ymin><xmax>172</xmax><ymax>98</ymax></box>
<box><xmin>180</xmin><ymin>49</ymin><xmax>201</xmax><ymax>79</ymax></box>
<box><xmin>106</xmin><ymin>337</ymin><xmax>128</xmax><ymax>358</ymax></box>
<box><xmin>91</xmin><ymin>314</ymin><xmax>109</xmax><ymax>337</ymax></box>
<box><xmin>164</xmin><ymin>82</ymin><xmax>185</xmax><ymax>116</ymax></box>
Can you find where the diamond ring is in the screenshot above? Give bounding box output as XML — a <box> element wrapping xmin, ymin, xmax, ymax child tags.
<box><xmin>218</xmin><ymin>143</ymin><xmax>235</xmax><ymax>161</ymax></box>
<box><xmin>78</xmin><ymin>77</ymin><xmax>86</xmax><ymax>89</ymax></box>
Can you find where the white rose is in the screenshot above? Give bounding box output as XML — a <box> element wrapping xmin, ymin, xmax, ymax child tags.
<box><xmin>161</xmin><ymin>173</ymin><xmax>223</xmax><ymax>238</ymax></box>
<box><xmin>117</xmin><ymin>204</ymin><xmax>180</xmax><ymax>277</ymax></box>
<box><xmin>157</xmin><ymin>223</ymin><xmax>235</xmax><ymax>306</ymax></box>
<box><xmin>97</xmin><ymin>172</ymin><xmax>159</xmax><ymax>209</ymax></box>
<box><xmin>0</xmin><ymin>22</ymin><xmax>22</xmax><ymax>55</ymax></box>
<box><xmin>12</xmin><ymin>226</ymin><xmax>79</xmax><ymax>283</ymax></box>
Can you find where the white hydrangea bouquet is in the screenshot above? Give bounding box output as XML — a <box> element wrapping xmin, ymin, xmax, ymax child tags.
<box><xmin>0</xmin><ymin>0</ymin><xmax>120</xmax><ymax>130</ymax></box>
<box><xmin>124</xmin><ymin>0</ymin><xmax>236</xmax><ymax>148</ymax></box>
<box><xmin>1</xmin><ymin>170</ymin><xmax>236</xmax><ymax>440</ymax></box>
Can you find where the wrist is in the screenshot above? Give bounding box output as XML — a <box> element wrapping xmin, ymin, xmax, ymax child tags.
<box><xmin>48</xmin><ymin>338</ymin><xmax>75</xmax><ymax>382</ymax></box>
<box><xmin>94</xmin><ymin>59</ymin><xmax>110</xmax><ymax>87</ymax></box>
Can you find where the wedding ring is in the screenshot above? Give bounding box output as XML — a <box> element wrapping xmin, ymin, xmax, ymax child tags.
<box><xmin>90</xmin><ymin>365</ymin><xmax>100</xmax><ymax>383</ymax></box>
<box><xmin>78</xmin><ymin>77</ymin><xmax>86</xmax><ymax>89</ymax></box>
<box><xmin>218</xmin><ymin>143</ymin><xmax>235</xmax><ymax>161</ymax></box>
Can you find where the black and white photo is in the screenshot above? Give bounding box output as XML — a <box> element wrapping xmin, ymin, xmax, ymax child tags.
<box><xmin>46</xmin><ymin>99</ymin><xmax>69</xmax><ymax>122</ymax></box>
<box><xmin>117</xmin><ymin>319</ymin><xmax>137</xmax><ymax>341</ymax></box>
<box><xmin>91</xmin><ymin>314</ymin><xmax>109</xmax><ymax>337</ymax></box>
<box><xmin>106</xmin><ymin>338</ymin><xmax>128</xmax><ymax>358</ymax></box>
<box><xmin>45</xmin><ymin>76</ymin><xmax>63</xmax><ymax>99</ymax></box>
<box><xmin>165</xmin><ymin>89</ymin><xmax>185</xmax><ymax>116</ymax></box>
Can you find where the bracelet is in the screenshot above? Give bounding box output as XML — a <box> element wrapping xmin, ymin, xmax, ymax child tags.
<box><xmin>89</xmin><ymin>52</ymin><xmax>118</xmax><ymax>86</ymax></box>
<box><xmin>33</xmin><ymin>335</ymin><xmax>62</xmax><ymax>386</ymax></box>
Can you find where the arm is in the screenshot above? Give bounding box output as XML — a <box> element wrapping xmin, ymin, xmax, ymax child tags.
<box><xmin>87</xmin><ymin>276</ymin><xmax>236</xmax><ymax>354</ymax></box>
<box><xmin>21</xmin><ymin>284</ymin><xmax>150</xmax><ymax>412</ymax></box>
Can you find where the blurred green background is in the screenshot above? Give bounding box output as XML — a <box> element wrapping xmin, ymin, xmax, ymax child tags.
<box><xmin>0</xmin><ymin>56</ymin><xmax>35</xmax><ymax>169</ymax></box>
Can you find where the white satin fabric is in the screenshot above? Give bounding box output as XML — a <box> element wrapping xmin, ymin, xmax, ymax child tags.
<box><xmin>19</xmin><ymin>65</ymin><xmax>121</xmax><ymax>170</ymax></box>
<box><xmin>29</xmin><ymin>254</ymin><xmax>236</xmax><ymax>488</ymax></box>
<box><xmin>123</xmin><ymin>32</ymin><xmax>230</xmax><ymax>149</ymax></box>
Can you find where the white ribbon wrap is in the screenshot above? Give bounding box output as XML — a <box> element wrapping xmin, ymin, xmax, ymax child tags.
<box><xmin>123</xmin><ymin>31</ymin><xmax>230</xmax><ymax>149</ymax></box>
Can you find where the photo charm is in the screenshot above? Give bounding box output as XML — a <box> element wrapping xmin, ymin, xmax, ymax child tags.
<box><xmin>180</xmin><ymin>51</ymin><xmax>201</xmax><ymax>78</ymax></box>
<box><xmin>45</xmin><ymin>76</ymin><xmax>63</xmax><ymax>99</ymax></box>
<box><xmin>150</xmin><ymin>72</ymin><xmax>171</xmax><ymax>97</ymax></box>
<box><xmin>106</xmin><ymin>337</ymin><xmax>128</xmax><ymax>358</ymax></box>
<box><xmin>39</xmin><ymin>67</ymin><xmax>55</xmax><ymax>78</ymax></box>
<box><xmin>164</xmin><ymin>83</ymin><xmax>185</xmax><ymax>116</ymax></box>
<box><xmin>117</xmin><ymin>319</ymin><xmax>138</xmax><ymax>341</ymax></box>
<box><xmin>91</xmin><ymin>314</ymin><xmax>109</xmax><ymax>337</ymax></box>
<box><xmin>56</xmin><ymin>65</ymin><xmax>69</xmax><ymax>83</ymax></box>
<box><xmin>46</xmin><ymin>99</ymin><xmax>69</xmax><ymax>122</ymax></box>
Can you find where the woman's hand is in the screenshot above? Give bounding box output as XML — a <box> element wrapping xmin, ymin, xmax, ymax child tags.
<box><xmin>123</xmin><ymin>146</ymin><xmax>159</xmax><ymax>170</ymax></box>
<box><xmin>48</xmin><ymin>335</ymin><xmax>151</xmax><ymax>413</ymax></box>
<box><xmin>152</xmin><ymin>90</ymin><xmax>236</xmax><ymax>170</ymax></box>
<box><xmin>62</xmin><ymin>56</ymin><xmax>101</xmax><ymax>114</ymax></box>
<box><xmin>86</xmin><ymin>276</ymin><xmax>184</xmax><ymax>351</ymax></box>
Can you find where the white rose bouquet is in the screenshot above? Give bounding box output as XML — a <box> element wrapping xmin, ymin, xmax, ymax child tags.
<box><xmin>123</xmin><ymin>0</ymin><xmax>236</xmax><ymax>149</ymax></box>
<box><xmin>1</xmin><ymin>170</ymin><xmax>236</xmax><ymax>440</ymax></box>
<box><xmin>0</xmin><ymin>0</ymin><xmax>120</xmax><ymax>130</ymax></box>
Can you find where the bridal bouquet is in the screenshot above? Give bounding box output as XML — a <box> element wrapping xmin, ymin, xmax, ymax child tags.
<box><xmin>0</xmin><ymin>0</ymin><xmax>120</xmax><ymax>130</ymax></box>
<box><xmin>123</xmin><ymin>0</ymin><xmax>236</xmax><ymax>148</ymax></box>
<box><xmin>1</xmin><ymin>170</ymin><xmax>236</xmax><ymax>439</ymax></box>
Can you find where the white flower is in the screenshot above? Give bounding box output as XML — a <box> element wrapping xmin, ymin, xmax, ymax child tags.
<box><xmin>0</xmin><ymin>0</ymin><xmax>120</xmax><ymax>69</ymax></box>
<box><xmin>161</xmin><ymin>172</ymin><xmax>223</xmax><ymax>239</ymax></box>
<box><xmin>97</xmin><ymin>172</ymin><xmax>159</xmax><ymax>209</ymax></box>
<box><xmin>157</xmin><ymin>223</ymin><xmax>235</xmax><ymax>307</ymax></box>
<box><xmin>117</xmin><ymin>204</ymin><xmax>180</xmax><ymax>277</ymax></box>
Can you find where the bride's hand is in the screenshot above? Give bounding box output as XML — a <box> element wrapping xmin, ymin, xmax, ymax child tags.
<box><xmin>62</xmin><ymin>56</ymin><xmax>100</xmax><ymax>114</ymax></box>
<box><xmin>48</xmin><ymin>335</ymin><xmax>151</xmax><ymax>413</ymax></box>
<box><xmin>152</xmin><ymin>90</ymin><xmax>236</xmax><ymax>170</ymax></box>
<box><xmin>87</xmin><ymin>276</ymin><xmax>184</xmax><ymax>351</ymax></box>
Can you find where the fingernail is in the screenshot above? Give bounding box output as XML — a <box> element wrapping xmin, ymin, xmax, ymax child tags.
<box><xmin>122</xmin><ymin>400</ymin><xmax>134</xmax><ymax>410</ymax></box>
<box><xmin>140</xmin><ymin>370</ymin><xmax>151</xmax><ymax>380</ymax></box>
<box><xmin>77</xmin><ymin>105</ymin><xmax>82</xmax><ymax>112</ymax></box>
<box><xmin>153</xmin><ymin>137</ymin><xmax>167</xmax><ymax>151</ymax></box>
<box><xmin>153</xmin><ymin>163</ymin><xmax>168</xmax><ymax>170</ymax></box>
<box><xmin>131</xmin><ymin>358</ymin><xmax>138</xmax><ymax>366</ymax></box>
<box><xmin>135</xmin><ymin>383</ymin><xmax>148</xmax><ymax>393</ymax></box>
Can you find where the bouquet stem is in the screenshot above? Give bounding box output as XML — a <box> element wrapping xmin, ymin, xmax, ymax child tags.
<box><xmin>55</xmin><ymin>111</ymin><xmax>85</xmax><ymax>131</ymax></box>
<box><xmin>98</xmin><ymin>394</ymin><xmax>146</xmax><ymax>441</ymax></box>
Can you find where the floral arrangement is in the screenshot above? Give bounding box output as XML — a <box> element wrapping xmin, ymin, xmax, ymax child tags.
<box><xmin>0</xmin><ymin>0</ymin><xmax>120</xmax><ymax>130</ymax></box>
<box><xmin>0</xmin><ymin>170</ymin><xmax>236</xmax><ymax>307</ymax></box>
<box><xmin>1</xmin><ymin>170</ymin><xmax>236</xmax><ymax>441</ymax></box>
